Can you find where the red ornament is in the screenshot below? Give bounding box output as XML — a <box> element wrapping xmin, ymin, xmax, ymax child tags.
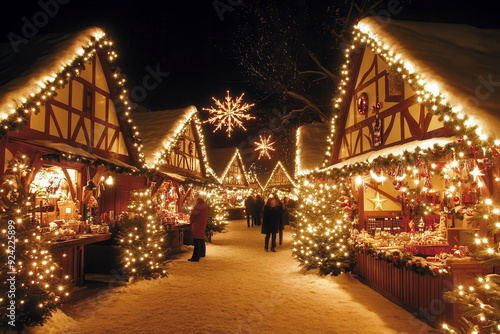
<box><xmin>393</xmin><ymin>256</ymin><xmax>399</xmax><ymax>262</ymax></box>
<box><xmin>405</xmin><ymin>262</ymin><xmax>411</xmax><ymax>268</ymax></box>
<box><xmin>393</xmin><ymin>180</ymin><xmax>398</xmax><ymax>186</ymax></box>
<box><xmin>357</xmin><ymin>93</ymin><xmax>369</xmax><ymax>115</ymax></box>
<box><xmin>416</xmin><ymin>262</ymin><xmax>422</xmax><ymax>267</ymax></box>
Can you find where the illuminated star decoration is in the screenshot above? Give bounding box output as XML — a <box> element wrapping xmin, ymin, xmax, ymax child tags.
<box><xmin>202</xmin><ymin>91</ymin><xmax>255</xmax><ymax>137</ymax></box>
<box><xmin>368</xmin><ymin>192</ymin><xmax>387</xmax><ymax>210</ymax></box>
<box><xmin>469</xmin><ymin>165</ymin><xmax>484</xmax><ymax>182</ymax></box>
<box><xmin>255</xmin><ymin>135</ymin><xmax>276</xmax><ymax>160</ymax></box>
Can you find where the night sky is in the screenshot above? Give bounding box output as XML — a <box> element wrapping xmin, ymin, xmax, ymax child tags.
<box><xmin>1</xmin><ymin>0</ymin><xmax>499</xmax><ymax>173</ymax></box>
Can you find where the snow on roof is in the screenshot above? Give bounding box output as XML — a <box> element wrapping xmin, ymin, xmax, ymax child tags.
<box><xmin>325</xmin><ymin>137</ymin><xmax>455</xmax><ymax>171</ymax></box>
<box><xmin>0</xmin><ymin>27</ymin><xmax>105</xmax><ymax>119</ymax></box>
<box><xmin>208</xmin><ymin>147</ymin><xmax>239</xmax><ymax>178</ymax></box>
<box><xmin>265</xmin><ymin>161</ymin><xmax>296</xmax><ymax>190</ymax></box>
<box><xmin>358</xmin><ymin>17</ymin><xmax>500</xmax><ymax>138</ymax></box>
<box><xmin>296</xmin><ymin>122</ymin><xmax>329</xmax><ymax>176</ymax></box>
<box><xmin>132</xmin><ymin>106</ymin><xmax>199</xmax><ymax>167</ymax></box>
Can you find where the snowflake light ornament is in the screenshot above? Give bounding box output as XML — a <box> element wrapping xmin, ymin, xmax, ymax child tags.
<box><xmin>203</xmin><ymin>91</ymin><xmax>255</xmax><ymax>137</ymax></box>
<box><xmin>255</xmin><ymin>135</ymin><xmax>276</xmax><ymax>160</ymax></box>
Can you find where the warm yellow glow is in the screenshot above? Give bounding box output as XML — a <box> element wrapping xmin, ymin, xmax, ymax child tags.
<box><xmin>203</xmin><ymin>91</ymin><xmax>255</xmax><ymax>137</ymax></box>
<box><xmin>255</xmin><ymin>134</ymin><xmax>276</xmax><ymax>160</ymax></box>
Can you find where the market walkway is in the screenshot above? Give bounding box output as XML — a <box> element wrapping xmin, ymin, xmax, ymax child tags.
<box><xmin>38</xmin><ymin>220</ymin><xmax>433</xmax><ymax>334</ymax></box>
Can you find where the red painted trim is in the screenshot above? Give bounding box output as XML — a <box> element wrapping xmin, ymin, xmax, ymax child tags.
<box><xmin>107</xmin><ymin>128</ymin><xmax>119</xmax><ymax>152</ymax></box>
<box><xmin>47</xmin><ymin>103</ymin><xmax>65</xmax><ymax>139</ymax></box>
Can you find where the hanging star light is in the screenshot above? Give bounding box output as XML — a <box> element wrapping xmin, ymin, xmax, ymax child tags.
<box><xmin>368</xmin><ymin>192</ymin><xmax>387</xmax><ymax>210</ymax></box>
<box><xmin>469</xmin><ymin>165</ymin><xmax>484</xmax><ymax>182</ymax></box>
<box><xmin>202</xmin><ymin>91</ymin><xmax>255</xmax><ymax>137</ymax></box>
<box><xmin>255</xmin><ymin>134</ymin><xmax>276</xmax><ymax>159</ymax></box>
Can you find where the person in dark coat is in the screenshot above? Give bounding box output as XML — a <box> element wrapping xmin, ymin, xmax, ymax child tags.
<box><xmin>273</xmin><ymin>194</ymin><xmax>284</xmax><ymax>246</ymax></box>
<box><xmin>261</xmin><ymin>198</ymin><xmax>279</xmax><ymax>252</ymax></box>
<box><xmin>254</xmin><ymin>195</ymin><xmax>264</xmax><ymax>226</ymax></box>
<box><xmin>188</xmin><ymin>198</ymin><xmax>209</xmax><ymax>262</ymax></box>
<box><xmin>244</xmin><ymin>195</ymin><xmax>255</xmax><ymax>228</ymax></box>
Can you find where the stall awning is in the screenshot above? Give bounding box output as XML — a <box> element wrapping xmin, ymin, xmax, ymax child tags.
<box><xmin>25</xmin><ymin>139</ymin><xmax>139</xmax><ymax>171</ymax></box>
<box><xmin>326</xmin><ymin>137</ymin><xmax>456</xmax><ymax>171</ymax></box>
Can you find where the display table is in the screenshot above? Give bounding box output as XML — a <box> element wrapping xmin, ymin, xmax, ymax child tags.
<box><xmin>404</xmin><ymin>245</ymin><xmax>452</xmax><ymax>256</ymax></box>
<box><xmin>164</xmin><ymin>224</ymin><xmax>191</xmax><ymax>252</ymax></box>
<box><xmin>50</xmin><ymin>233</ymin><xmax>111</xmax><ymax>286</ymax></box>
<box><xmin>226</xmin><ymin>207</ymin><xmax>245</xmax><ymax>220</ymax></box>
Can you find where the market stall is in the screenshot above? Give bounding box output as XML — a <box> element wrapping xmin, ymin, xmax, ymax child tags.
<box><xmin>132</xmin><ymin>106</ymin><xmax>212</xmax><ymax>249</ymax></box>
<box><xmin>293</xmin><ymin>18</ymin><xmax>500</xmax><ymax>327</ymax></box>
<box><xmin>208</xmin><ymin>147</ymin><xmax>252</xmax><ymax>219</ymax></box>
<box><xmin>0</xmin><ymin>28</ymin><xmax>146</xmax><ymax>285</ymax></box>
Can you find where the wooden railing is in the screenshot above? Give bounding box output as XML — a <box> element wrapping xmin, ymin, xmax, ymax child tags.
<box><xmin>355</xmin><ymin>251</ymin><xmax>492</xmax><ymax>328</ymax></box>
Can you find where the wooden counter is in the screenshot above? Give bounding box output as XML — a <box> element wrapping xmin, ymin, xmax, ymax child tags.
<box><xmin>355</xmin><ymin>251</ymin><xmax>492</xmax><ymax>328</ymax></box>
<box><xmin>50</xmin><ymin>233</ymin><xmax>111</xmax><ymax>286</ymax></box>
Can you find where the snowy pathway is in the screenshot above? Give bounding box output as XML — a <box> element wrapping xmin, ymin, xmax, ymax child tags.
<box><xmin>38</xmin><ymin>220</ymin><xmax>433</xmax><ymax>334</ymax></box>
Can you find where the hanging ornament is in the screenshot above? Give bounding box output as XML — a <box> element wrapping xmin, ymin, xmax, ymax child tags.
<box><xmin>357</xmin><ymin>93</ymin><xmax>369</xmax><ymax>115</ymax></box>
<box><xmin>372</xmin><ymin>115</ymin><xmax>383</xmax><ymax>147</ymax></box>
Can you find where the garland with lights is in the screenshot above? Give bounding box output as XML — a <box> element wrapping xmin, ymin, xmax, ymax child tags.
<box><xmin>352</xmin><ymin>243</ymin><xmax>449</xmax><ymax>278</ymax></box>
<box><xmin>0</xmin><ymin>29</ymin><xmax>147</xmax><ymax>172</ymax></box>
<box><xmin>292</xmin><ymin>177</ymin><xmax>357</xmax><ymax>276</ymax></box>
<box><xmin>441</xmin><ymin>204</ymin><xmax>500</xmax><ymax>333</ymax></box>
<box><xmin>117</xmin><ymin>190</ymin><xmax>168</xmax><ymax>280</ymax></box>
<box><xmin>0</xmin><ymin>155</ymin><xmax>69</xmax><ymax>328</ymax></box>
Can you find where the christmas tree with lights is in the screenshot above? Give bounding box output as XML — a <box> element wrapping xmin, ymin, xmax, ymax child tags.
<box><xmin>442</xmin><ymin>204</ymin><xmax>500</xmax><ymax>333</ymax></box>
<box><xmin>292</xmin><ymin>177</ymin><xmax>357</xmax><ymax>276</ymax></box>
<box><xmin>0</xmin><ymin>155</ymin><xmax>69</xmax><ymax>328</ymax></box>
<box><xmin>118</xmin><ymin>190</ymin><xmax>168</xmax><ymax>280</ymax></box>
<box><xmin>205</xmin><ymin>186</ymin><xmax>228</xmax><ymax>242</ymax></box>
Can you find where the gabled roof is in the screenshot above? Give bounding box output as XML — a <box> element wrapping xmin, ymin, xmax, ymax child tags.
<box><xmin>0</xmin><ymin>28</ymin><xmax>104</xmax><ymax>116</ymax></box>
<box><xmin>132</xmin><ymin>106</ymin><xmax>209</xmax><ymax>172</ymax></box>
<box><xmin>0</xmin><ymin>27</ymin><xmax>144</xmax><ymax>171</ymax></box>
<box><xmin>296</xmin><ymin>122</ymin><xmax>329</xmax><ymax>176</ymax></box>
<box><xmin>357</xmin><ymin>18</ymin><xmax>500</xmax><ymax>139</ymax></box>
<box><xmin>264</xmin><ymin>161</ymin><xmax>296</xmax><ymax>190</ymax></box>
<box><xmin>207</xmin><ymin>147</ymin><xmax>250</xmax><ymax>186</ymax></box>
<box><xmin>208</xmin><ymin>147</ymin><xmax>239</xmax><ymax>178</ymax></box>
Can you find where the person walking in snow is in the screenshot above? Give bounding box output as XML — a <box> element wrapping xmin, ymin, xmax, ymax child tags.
<box><xmin>262</xmin><ymin>198</ymin><xmax>279</xmax><ymax>252</ymax></box>
<box><xmin>273</xmin><ymin>194</ymin><xmax>284</xmax><ymax>246</ymax></box>
<box><xmin>254</xmin><ymin>194</ymin><xmax>264</xmax><ymax>226</ymax></box>
<box><xmin>245</xmin><ymin>195</ymin><xmax>255</xmax><ymax>228</ymax></box>
<box><xmin>188</xmin><ymin>197</ymin><xmax>209</xmax><ymax>262</ymax></box>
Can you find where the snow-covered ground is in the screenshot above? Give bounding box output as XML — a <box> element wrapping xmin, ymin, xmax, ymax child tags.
<box><xmin>35</xmin><ymin>220</ymin><xmax>433</xmax><ymax>334</ymax></box>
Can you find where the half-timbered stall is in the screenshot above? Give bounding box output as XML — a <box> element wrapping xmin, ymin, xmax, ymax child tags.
<box><xmin>208</xmin><ymin>147</ymin><xmax>252</xmax><ymax>219</ymax></box>
<box><xmin>263</xmin><ymin>161</ymin><xmax>296</xmax><ymax>195</ymax></box>
<box><xmin>294</xmin><ymin>18</ymin><xmax>500</xmax><ymax>327</ymax></box>
<box><xmin>0</xmin><ymin>28</ymin><xmax>146</xmax><ymax>285</ymax></box>
<box><xmin>132</xmin><ymin>106</ymin><xmax>211</xmax><ymax>246</ymax></box>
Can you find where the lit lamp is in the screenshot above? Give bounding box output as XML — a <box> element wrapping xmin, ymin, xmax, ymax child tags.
<box><xmin>105</xmin><ymin>175</ymin><xmax>114</xmax><ymax>185</ymax></box>
<box><xmin>65</xmin><ymin>207</ymin><xmax>72</xmax><ymax>220</ymax></box>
